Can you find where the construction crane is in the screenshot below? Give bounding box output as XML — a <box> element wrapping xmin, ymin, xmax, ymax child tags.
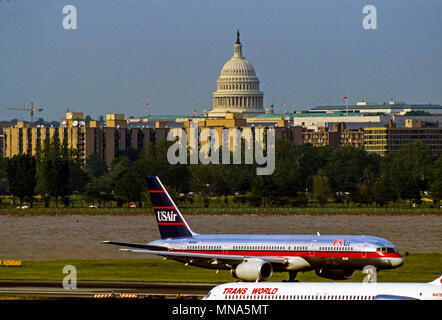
<box><xmin>6</xmin><ymin>101</ymin><xmax>44</xmax><ymax>123</ymax></box>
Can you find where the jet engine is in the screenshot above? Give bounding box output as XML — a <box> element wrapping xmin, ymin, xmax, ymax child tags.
<box><xmin>315</xmin><ymin>268</ymin><xmax>354</xmax><ymax>280</ymax></box>
<box><xmin>231</xmin><ymin>259</ymin><xmax>273</xmax><ymax>282</ymax></box>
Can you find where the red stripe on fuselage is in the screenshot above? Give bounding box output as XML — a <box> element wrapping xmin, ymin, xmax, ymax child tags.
<box><xmin>172</xmin><ymin>250</ymin><xmax>402</xmax><ymax>259</ymax></box>
<box><xmin>149</xmin><ymin>190</ymin><xmax>165</xmax><ymax>193</ymax></box>
<box><xmin>154</xmin><ymin>206</ymin><xmax>176</xmax><ymax>209</ymax></box>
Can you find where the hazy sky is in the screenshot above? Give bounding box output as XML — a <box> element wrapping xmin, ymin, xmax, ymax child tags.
<box><xmin>1</xmin><ymin>0</ymin><xmax>441</xmax><ymax>121</ymax></box>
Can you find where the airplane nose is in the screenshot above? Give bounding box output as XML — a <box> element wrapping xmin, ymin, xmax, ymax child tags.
<box><xmin>390</xmin><ymin>257</ymin><xmax>404</xmax><ymax>268</ymax></box>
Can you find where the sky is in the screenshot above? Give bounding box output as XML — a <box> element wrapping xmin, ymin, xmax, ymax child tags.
<box><xmin>1</xmin><ymin>0</ymin><xmax>441</xmax><ymax>121</ymax></box>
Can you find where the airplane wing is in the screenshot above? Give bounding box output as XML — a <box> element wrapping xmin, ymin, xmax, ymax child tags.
<box><xmin>118</xmin><ymin>248</ymin><xmax>288</xmax><ymax>267</ymax></box>
<box><xmin>102</xmin><ymin>241</ymin><xmax>166</xmax><ymax>251</ymax></box>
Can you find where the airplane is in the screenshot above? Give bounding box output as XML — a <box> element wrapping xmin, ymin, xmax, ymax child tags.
<box><xmin>203</xmin><ymin>276</ymin><xmax>442</xmax><ymax>300</ymax></box>
<box><xmin>103</xmin><ymin>176</ymin><xmax>404</xmax><ymax>282</ymax></box>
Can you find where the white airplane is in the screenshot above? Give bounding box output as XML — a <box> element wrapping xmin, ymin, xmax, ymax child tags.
<box><xmin>203</xmin><ymin>276</ymin><xmax>442</xmax><ymax>300</ymax></box>
<box><xmin>104</xmin><ymin>176</ymin><xmax>403</xmax><ymax>282</ymax></box>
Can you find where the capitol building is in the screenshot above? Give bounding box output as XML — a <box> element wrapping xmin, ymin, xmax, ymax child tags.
<box><xmin>207</xmin><ymin>31</ymin><xmax>265</xmax><ymax>118</ymax></box>
<box><xmin>5</xmin><ymin>31</ymin><xmax>441</xmax><ymax>166</ymax></box>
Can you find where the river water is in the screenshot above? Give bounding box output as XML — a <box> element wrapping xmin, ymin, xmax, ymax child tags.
<box><xmin>0</xmin><ymin>214</ymin><xmax>440</xmax><ymax>260</ymax></box>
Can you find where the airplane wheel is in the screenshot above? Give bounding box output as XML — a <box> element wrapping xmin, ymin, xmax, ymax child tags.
<box><xmin>288</xmin><ymin>271</ymin><xmax>298</xmax><ymax>282</ymax></box>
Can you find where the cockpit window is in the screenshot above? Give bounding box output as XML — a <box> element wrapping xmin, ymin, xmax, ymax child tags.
<box><xmin>376</xmin><ymin>247</ymin><xmax>397</xmax><ymax>253</ymax></box>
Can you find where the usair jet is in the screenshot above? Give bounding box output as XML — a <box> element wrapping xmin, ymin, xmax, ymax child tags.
<box><xmin>103</xmin><ymin>176</ymin><xmax>404</xmax><ymax>282</ymax></box>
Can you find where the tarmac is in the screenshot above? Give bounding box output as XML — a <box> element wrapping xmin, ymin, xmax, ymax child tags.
<box><xmin>0</xmin><ymin>280</ymin><xmax>215</xmax><ymax>299</ymax></box>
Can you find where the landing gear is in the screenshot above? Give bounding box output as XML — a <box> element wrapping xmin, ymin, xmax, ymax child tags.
<box><xmin>288</xmin><ymin>271</ymin><xmax>298</xmax><ymax>282</ymax></box>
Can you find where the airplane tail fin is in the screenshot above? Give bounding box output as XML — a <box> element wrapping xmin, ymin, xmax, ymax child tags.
<box><xmin>147</xmin><ymin>176</ymin><xmax>195</xmax><ymax>239</ymax></box>
<box><xmin>429</xmin><ymin>275</ymin><xmax>442</xmax><ymax>285</ymax></box>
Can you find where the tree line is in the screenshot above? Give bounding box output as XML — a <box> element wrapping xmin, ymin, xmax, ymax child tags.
<box><xmin>1</xmin><ymin>138</ymin><xmax>441</xmax><ymax>209</ymax></box>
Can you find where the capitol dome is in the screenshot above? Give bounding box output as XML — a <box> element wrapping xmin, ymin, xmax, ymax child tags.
<box><xmin>220</xmin><ymin>55</ymin><xmax>256</xmax><ymax>77</ymax></box>
<box><xmin>208</xmin><ymin>31</ymin><xmax>264</xmax><ymax>117</ymax></box>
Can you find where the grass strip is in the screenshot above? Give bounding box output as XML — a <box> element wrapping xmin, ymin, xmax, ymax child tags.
<box><xmin>0</xmin><ymin>253</ymin><xmax>440</xmax><ymax>283</ymax></box>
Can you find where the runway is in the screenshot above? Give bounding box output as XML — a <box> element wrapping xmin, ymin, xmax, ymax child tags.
<box><xmin>0</xmin><ymin>280</ymin><xmax>215</xmax><ymax>299</ymax></box>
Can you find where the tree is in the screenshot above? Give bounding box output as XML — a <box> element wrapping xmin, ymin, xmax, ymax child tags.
<box><xmin>0</xmin><ymin>156</ymin><xmax>9</xmax><ymax>195</ymax></box>
<box><xmin>208</xmin><ymin>139</ymin><xmax>257</xmax><ymax>195</ymax></box>
<box><xmin>352</xmin><ymin>182</ymin><xmax>373</xmax><ymax>207</ymax></box>
<box><xmin>430</xmin><ymin>178</ymin><xmax>442</xmax><ymax>208</ymax></box>
<box><xmin>429</xmin><ymin>154</ymin><xmax>442</xmax><ymax>208</ymax></box>
<box><xmin>324</xmin><ymin>146</ymin><xmax>380</xmax><ymax>194</ymax></box>
<box><xmin>131</xmin><ymin>140</ymin><xmax>191</xmax><ymax>195</ymax></box>
<box><xmin>271</xmin><ymin>139</ymin><xmax>303</xmax><ymax>197</ymax></box>
<box><xmin>189</xmin><ymin>164</ymin><xmax>230</xmax><ymax>196</ymax></box>
<box><xmin>85</xmin><ymin>174</ymin><xmax>114</xmax><ymax>207</ymax></box>
<box><xmin>84</xmin><ymin>152</ymin><xmax>107</xmax><ymax>179</ymax></box>
<box><xmin>6</xmin><ymin>155</ymin><xmax>36</xmax><ymax>206</ymax></box>
<box><xmin>313</xmin><ymin>173</ymin><xmax>333</xmax><ymax>208</ymax></box>
<box><xmin>382</xmin><ymin>141</ymin><xmax>432</xmax><ymax>204</ymax></box>
<box><xmin>251</xmin><ymin>175</ymin><xmax>277</xmax><ymax>207</ymax></box>
<box><xmin>114</xmin><ymin>170</ymin><xmax>146</xmax><ymax>206</ymax></box>
<box><xmin>68</xmin><ymin>151</ymin><xmax>89</xmax><ymax>195</ymax></box>
<box><xmin>84</xmin><ymin>182</ymin><xmax>100</xmax><ymax>206</ymax></box>
<box><xmin>36</xmin><ymin>138</ymin><xmax>71</xmax><ymax>208</ymax></box>
<box><xmin>371</xmin><ymin>176</ymin><xmax>398</xmax><ymax>208</ymax></box>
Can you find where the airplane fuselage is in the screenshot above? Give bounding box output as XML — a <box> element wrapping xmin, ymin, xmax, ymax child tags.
<box><xmin>204</xmin><ymin>280</ymin><xmax>442</xmax><ymax>300</ymax></box>
<box><xmin>150</xmin><ymin>234</ymin><xmax>403</xmax><ymax>272</ymax></box>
